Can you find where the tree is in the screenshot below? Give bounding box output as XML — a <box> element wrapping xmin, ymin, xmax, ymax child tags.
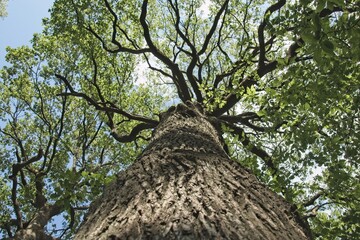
<box><xmin>0</xmin><ymin>0</ymin><xmax>359</xmax><ymax>239</ymax></box>
<box><xmin>0</xmin><ymin>0</ymin><xmax>8</xmax><ymax>18</ymax></box>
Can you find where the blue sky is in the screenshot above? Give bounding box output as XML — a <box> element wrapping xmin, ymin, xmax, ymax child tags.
<box><xmin>0</xmin><ymin>0</ymin><xmax>54</xmax><ymax>67</ymax></box>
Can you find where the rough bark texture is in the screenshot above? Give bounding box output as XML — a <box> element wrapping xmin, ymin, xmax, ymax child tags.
<box><xmin>74</xmin><ymin>102</ymin><xmax>312</xmax><ymax>239</ymax></box>
<box><xmin>12</xmin><ymin>204</ymin><xmax>62</xmax><ymax>240</ymax></box>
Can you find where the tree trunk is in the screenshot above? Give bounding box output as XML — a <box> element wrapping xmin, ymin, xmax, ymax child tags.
<box><xmin>74</xmin><ymin>102</ymin><xmax>312</xmax><ymax>240</ymax></box>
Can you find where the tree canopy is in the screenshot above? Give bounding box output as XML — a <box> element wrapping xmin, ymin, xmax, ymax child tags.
<box><xmin>0</xmin><ymin>0</ymin><xmax>359</xmax><ymax>239</ymax></box>
<box><xmin>0</xmin><ymin>0</ymin><xmax>8</xmax><ymax>18</ymax></box>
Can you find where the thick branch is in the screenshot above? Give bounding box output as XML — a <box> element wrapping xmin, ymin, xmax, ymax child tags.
<box><xmin>14</xmin><ymin>203</ymin><xmax>65</xmax><ymax>240</ymax></box>
<box><xmin>9</xmin><ymin>149</ymin><xmax>43</xmax><ymax>229</ymax></box>
<box><xmin>10</xmin><ymin>149</ymin><xmax>43</xmax><ymax>180</ymax></box>
<box><xmin>59</xmin><ymin>207</ymin><xmax>76</xmax><ymax>239</ymax></box>
<box><xmin>140</xmin><ymin>0</ymin><xmax>191</xmax><ymax>102</ymax></box>
<box><xmin>258</xmin><ymin>0</ymin><xmax>286</xmax><ymax>68</ymax></box>
<box><xmin>29</xmin><ymin>202</ymin><xmax>64</xmax><ymax>228</ymax></box>
<box><xmin>110</xmin><ymin>122</ymin><xmax>155</xmax><ymax>143</ymax></box>
<box><xmin>211</xmin><ymin>1</ymin><xmax>288</xmax><ymax>116</ymax></box>
<box><xmin>168</xmin><ymin>0</ymin><xmax>203</xmax><ymax>102</ymax></box>
<box><xmin>198</xmin><ymin>0</ymin><xmax>230</xmax><ymax>56</ymax></box>
<box><xmin>303</xmin><ymin>192</ymin><xmax>323</xmax><ymax>207</ymax></box>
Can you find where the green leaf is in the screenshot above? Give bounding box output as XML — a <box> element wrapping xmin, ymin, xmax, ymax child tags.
<box><xmin>321</xmin><ymin>39</ymin><xmax>335</xmax><ymax>55</ymax></box>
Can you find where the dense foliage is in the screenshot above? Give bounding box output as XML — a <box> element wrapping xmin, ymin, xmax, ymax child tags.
<box><xmin>0</xmin><ymin>0</ymin><xmax>359</xmax><ymax>239</ymax></box>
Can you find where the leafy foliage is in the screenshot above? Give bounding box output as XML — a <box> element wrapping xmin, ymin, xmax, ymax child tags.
<box><xmin>0</xmin><ymin>0</ymin><xmax>7</xmax><ymax>18</ymax></box>
<box><xmin>0</xmin><ymin>0</ymin><xmax>359</xmax><ymax>239</ymax></box>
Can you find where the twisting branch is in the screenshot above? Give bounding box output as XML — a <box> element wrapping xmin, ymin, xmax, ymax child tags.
<box><xmin>303</xmin><ymin>192</ymin><xmax>323</xmax><ymax>207</ymax></box>
<box><xmin>198</xmin><ymin>0</ymin><xmax>230</xmax><ymax>56</ymax></box>
<box><xmin>168</xmin><ymin>0</ymin><xmax>197</xmax><ymax>58</ymax></box>
<box><xmin>257</xmin><ymin>0</ymin><xmax>286</xmax><ymax>68</ymax></box>
<box><xmin>55</xmin><ymin>74</ymin><xmax>158</xmax><ymax>125</ymax></box>
<box><xmin>9</xmin><ymin>149</ymin><xmax>43</xmax><ymax>229</ymax></box>
<box><xmin>222</xmin><ymin>121</ymin><xmax>277</xmax><ymax>173</ymax></box>
<box><xmin>219</xmin><ymin>112</ymin><xmax>265</xmax><ymax>132</ymax></box>
<box><xmin>9</xmin><ymin>149</ymin><xmax>44</xmax><ymax>180</ymax></box>
<box><xmin>56</xmin><ymin>73</ymin><xmax>157</xmax><ymax>143</ymax></box>
<box><xmin>70</xmin><ymin>0</ymin><xmax>150</xmax><ymax>55</ymax></box>
<box><xmin>168</xmin><ymin>0</ymin><xmax>203</xmax><ymax>102</ymax></box>
<box><xmin>140</xmin><ymin>0</ymin><xmax>191</xmax><ymax>102</ymax></box>
<box><xmin>85</xmin><ymin>25</ymin><xmax>151</xmax><ymax>55</ymax></box>
<box><xmin>210</xmin><ymin>0</ymin><xmax>349</xmax><ymax>114</ymax></box>
<box><xmin>211</xmin><ymin>1</ymin><xmax>288</xmax><ymax>116</ymax></box>
<box><xmin>102</xmin><ymin>0</ymin><xmax>151</xmax><ymax>54</ymax></box>
<box><xmin>303</xmin><ymin>200</ymin><xmax>342</xmax><ymax>219</ymax></box>
<box><xmin>110</xmin><ymin>122</ymin><xmax>155</xmax><ymax>143</ymax></box>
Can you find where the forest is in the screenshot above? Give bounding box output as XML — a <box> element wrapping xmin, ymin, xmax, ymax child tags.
<box><xmin>0</xmin><ymin>0</ymin><xmax>359</xmax><ymax>239</ymax></box>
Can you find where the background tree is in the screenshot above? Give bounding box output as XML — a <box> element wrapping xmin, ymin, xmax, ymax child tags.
<box><xmin>0</xmin><ymin>0</ymin><xmax>359</xmax><ymax>239</ymax></box>
<box><xmin>0</xmin><ymin>0</ymin><xmax>8</xmax><ymax>18</ymax></box>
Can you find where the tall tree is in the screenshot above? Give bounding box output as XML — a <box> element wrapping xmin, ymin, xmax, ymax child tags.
<box><xmin>0</xmin><ymin>0</ymin><xmax>359</xmax><ymax>239</ymax></box>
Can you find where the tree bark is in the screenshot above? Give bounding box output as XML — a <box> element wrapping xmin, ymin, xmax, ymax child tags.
<box><xmin>13</xmin><ymin>204</ymin><xmax>63</xmax><ymax>240</ymax></box>
<box><xmin>74</xmin><ymin>102</ymin><xmax>312</xmax><ymax>240</ymax></box>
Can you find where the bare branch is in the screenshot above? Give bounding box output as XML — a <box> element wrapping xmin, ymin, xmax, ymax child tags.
<box><xmin>222</xmin><ymin>121</ymin><xmax>277</xmax><ymax>173</ymax></box>
<box><xmin>102</xmin><ymin>0</ymin><xmax>151</xmax><ymax>54</ymax></box>
<box><xmin>303</xmin><ymin>192</ymin><xmax>323</xmax><ymax>207</ymax></box>
<box><xmin>85</xmin><ymin>25</ymin><xmax>151</xmax><ymax>54</ymax></box>
<box><xmin>45</xmin><ymin>94</ymin><xmax>67</xmax><ymax>174</ymax></box>
<box><xmin>219</xmin><ymin>112</ymin><xmax>265</xmax><ymax>132</ymax></box>
<box><xmin>198</xmin><ymin>0</ymin><xmax>230</xmax><ymax>56</ymax></box>
<box><xmin>110</xmin><ymin>122</ymin><xmax>155</xmax><ymax>143</ymax></box>
<box><xmin>140</xmin><ymin>0</ymin><xmax>191</xmax><ymax>102</ymax></box>
<box><xmin>55</xmin><ymin>74</ymin><xmax>158</xmax><ymax>126</ymax></box>
<box><xmin>70</xmin><ymin>0</ymin><xmax>150</xmax><ymax>55</ymax></box>
<box><xmin>10</xmin><ymin>149</ymin><xmax>44</xmax><ymax>180</ymax></box>
<box><xmin>143</xmin><ymin>54</ymin><xmax>173</xmax><ymax>79</ymax></box>
<box><xmin>168</xmin><ymin>0</ymin><xmax>203</xmax><ymax>102</ymax></box>
<box><xmin>9</xmin><ymin>149</ymin><xmax>43</xmax><ymax>229</ymax></box>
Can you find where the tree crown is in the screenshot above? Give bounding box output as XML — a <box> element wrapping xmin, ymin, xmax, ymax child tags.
<box><xmin>0</xmin><ymin>0</ymin><xmax>359</xmax><ymax>239</ymax></box>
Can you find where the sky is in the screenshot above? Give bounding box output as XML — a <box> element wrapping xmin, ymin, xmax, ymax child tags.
<box><xmin>0</xmin><ymin>0</ymin><xmax>54</xmax><ymax>67</ymax></box>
